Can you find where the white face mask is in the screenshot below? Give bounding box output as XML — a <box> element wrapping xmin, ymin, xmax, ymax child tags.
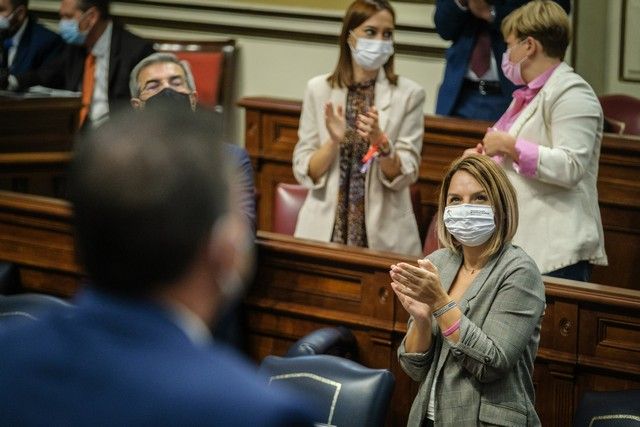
<box><xmin>443</xmin><ymin>204</ymin><xmax>496</xmax><ymax>247</ymax></box>
<box><xmin>349</xmin><ymin>35</ymin><xmax>394</xmax><ymax>71</ymax></box>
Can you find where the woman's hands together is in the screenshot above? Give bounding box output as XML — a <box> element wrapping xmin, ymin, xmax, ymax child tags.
<box><xmin>390</xmin><ymin>259</ymin><xmax>449</xmax><ymax>323</ymax></box>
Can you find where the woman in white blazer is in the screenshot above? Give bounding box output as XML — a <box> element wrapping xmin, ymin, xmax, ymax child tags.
<box><xmin>292</xmin><ymin>0</ymin><xmax>425</xmax><ymax>257</ymax></box>
<box><xmin>466</xmin><ymin>0</ymin><xmax>607</xmax><ymax>281</ymax></box>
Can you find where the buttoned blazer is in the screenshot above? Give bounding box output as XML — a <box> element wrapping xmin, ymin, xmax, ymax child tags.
<box><xmin>10</xmin><ymin>15</ymin><xmax>64</xmax><ymax>75</ymax></box>
<box><xmin>292</xmin><ymin>71</ymin><xmax>425</xmax><ymax>256</ymax></box>
<box><xmin>16</xmin><ymin>22</ymin><xmax>154</xmax><ymax>115</ymax></box>
<box><xmin>0</xmin><ymin>289</ymin><xmax>315</xmax><ymax>426</ymax></box>
<box><xmin>501</xmin><ymin>62</ymin><xmax>607</xmax><ymax>273</ymax></box>
<box><xmin>398</xmin><ymin>245</ymin><xmax>545</xmax><ymax>426</ymax></box>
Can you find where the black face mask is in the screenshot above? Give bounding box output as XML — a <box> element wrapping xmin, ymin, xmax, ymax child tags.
<box><xmin>143</xmin><ymin>88</ymin><xmax>193</xmax><ymax>113</ymax></box>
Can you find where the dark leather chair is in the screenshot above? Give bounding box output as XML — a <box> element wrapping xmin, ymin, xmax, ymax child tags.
<box><xmin>599</xmin><ymin>94</ymin><xmax>640</xmax><ymax>136</ymax></box>
<box><xmin>573</xmin><ymin>389</ymin><xmax>640</xmax><ymax>426</ymax></box>
<box><xmin>423</xmin><ymin>214</ymin><xmax>440</xmax><ymax>256</ymax></box>
<box><xmin>0</xmin><ymin>293</ymin><xmax>71</xmax><ymax>328</ymax></box>
<box><xmin>272</xmin><ymin>183</ymin><xmax>308</xmax><ymax>235</ymax></box>
<box><xmin>259</xmin><ymin>354</ymin><xmax>394</xmax><ymax>427</ymax></box>
<box><xmin>285</xmin><ymin>326</ymin><xmax>358</xmax><ymax>359</ymax></box>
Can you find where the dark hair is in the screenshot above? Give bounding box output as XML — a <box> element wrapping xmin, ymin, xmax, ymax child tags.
<box><xmin>69</xmin><ymin>108</ymin><xmax>229</xmax><ymax>296</ymax></box>
<box><xmin>78</xmin><ymin>0</ymin><xmax>110</xmax><ymax>18</ymax></box>
<box><xmin>328</xmin><ymin>0</ymin><xmax>397</xmax><ymax>88</ymax></box>
<box><xmin>8</xmin><ymin>0</ymin><xmax>28</xmax><ymax>9</ymax></box>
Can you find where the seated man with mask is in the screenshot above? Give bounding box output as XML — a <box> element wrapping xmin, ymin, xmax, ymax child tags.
<box><xmin>5</xmin><ymin>0</ymin><xmax>153</xmax><ymax>128</ymax></box>
<box><xmin>0</xmin><ymin>108</ymin><xmax>315</xmax><ymax>426</ymax></box>
<box><xmin>130</xmin><ymin>52</ymin><xmax>256</xmax><ymax>348</ymax></box>
<box><xmin>130</xmin><ymin>52</ymin><xmax>256</xmax><ymax>232</ymax></box>
<box><xmin>0</xmin><ymin>0</ymin><xmax>63</xmax><ymax>78</ymax></box>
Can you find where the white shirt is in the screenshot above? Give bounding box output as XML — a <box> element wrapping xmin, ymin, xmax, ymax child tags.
<box><xmin>165</xmin><ymin>301</ymin><xmax>213</xmax><ymax>347</ymax></box>
<box><xmin>6</xmin><ymin>16</ymin><xmax>28</xmax><ymax>68</ymax></box>
<box><xmin>88</xmin><ymin>21</ymin><xmax>112</xmax><ymax>127</ymax></box>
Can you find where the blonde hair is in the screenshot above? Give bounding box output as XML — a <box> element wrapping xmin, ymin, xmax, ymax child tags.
<box><xmin>436</xmin><ymin>155</ymin><xmax>519</xmax><ymax>259</ymax></box>
<box><xmin>501</xmin><ymin>0</ymin><xmax>570</xmax><ymax>60</ymax></box>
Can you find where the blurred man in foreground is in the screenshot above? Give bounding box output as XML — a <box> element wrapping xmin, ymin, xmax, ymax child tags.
<box><xmin>0</xmin><ymin>108</ymin><xmax>314</xmax><ymax>426</ymax></box>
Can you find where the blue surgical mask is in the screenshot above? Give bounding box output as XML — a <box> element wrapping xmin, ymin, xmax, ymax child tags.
<box><xmin>59</xmin><ymin>18</ymin><xmax>88</xmax><ymax>45</ymax></box>
<box><xmin>0</xmin><ymin>10</ymin><xmax>15</xmax><ymax>33</ymax></box>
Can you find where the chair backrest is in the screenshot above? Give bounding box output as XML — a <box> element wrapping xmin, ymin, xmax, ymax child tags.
<box><xmin>272</xmin><ymin>183</ymin><xmax>308</xmax><ymax>235</ymax></box>
<box><xmin>0</xmin><ymin>293</ymin><xmax>71</xmax><ymax>328</ymax></box>
<box><xmin>573</xmin><ymin>389</ymin><xmax>640</xmax><ymax>426</ymax></box>
<box><xmin>598</xmin><ymin>94</ymin><xmax>640</xmax><ymax>136</ymax></box>
<box><xmin>285</xmin><ymin>326</ymin><xmax>358</xmax><ymax>359</ymax></box>
<box><xmin>153</xmin><ymin>39</ymin><xmax>236</xmax><ymax>140</ymax></box>
<box><xmin>273</xmin><ymin>183</ymin><xmax>423</xmax><ymax>237</ymax></box>
<box><xmin>259</xmin><ymin>354</ymin><xmax>394</xmax><ymax>427</ymax></box>
<box><xmin>423</xmin><ymin>214</ymin><xmax>440</xmax><ymax>256</ymax></box>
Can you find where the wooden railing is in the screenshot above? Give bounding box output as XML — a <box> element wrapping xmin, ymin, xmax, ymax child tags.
<box><xmin>1</xmin><ymin>190</ymin><xmax>639</xmax><ymax>426</ymax></box>
<box><xmin>239</xmin><ymin>96</ymin><xmax>640</xmax><ymax>290</ymax></box>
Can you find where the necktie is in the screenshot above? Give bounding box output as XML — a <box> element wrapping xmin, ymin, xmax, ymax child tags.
<box><xmin>0</xmin><ymin>38</ymin><xmax>12</xmax><ymax>69</ymax></box>
<box><xmin>79</xmin><ymin>53</ymin><xmax>96</xmax><ymax>127</ymax></box>
<box><xmin>470</xmin><ymin>28</ymin><xmax>491</xmax><ymax>78</ymax></box>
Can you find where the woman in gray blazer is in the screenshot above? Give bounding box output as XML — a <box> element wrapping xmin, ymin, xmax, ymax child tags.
<box><xmin>292</xmin><ymin>0</ymin><xmax>425</xmax><ymax>256</ymax></box>
<box><xmin>392</xmin><ymin>155</ymin><xmax>545</xmax><ymax>426</ymax></box>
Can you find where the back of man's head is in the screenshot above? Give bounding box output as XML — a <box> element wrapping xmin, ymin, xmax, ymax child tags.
<box><xmin>78</xmin><ymin>0</ymin><xmax>109</xmax><ymax>18</ymax></box>
<box><xmin>69</xmin><ymin>108</ymin><xmax>229</xmax><ymax>296</ymax></box>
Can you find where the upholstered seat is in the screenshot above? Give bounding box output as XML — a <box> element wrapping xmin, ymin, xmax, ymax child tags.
<box><xmin>285</xmin><ymin>326</ymin><xmax>358</xmax><ymax>359</ymax></box>
<box><xmin>573</xmin><ymin>389</ymin><xmax>640</xmax><ymax>426</ymax></box>
<box><xmin>599</xmin><ymin>94</ymin><xmax>640</xmax><ymax>136</ymax></box>
<box><xmin>259</xmin><ymin>354</ymin><xmax>394</xmax><ymax>427</ymax></box>
<box><xmin>272</xmin><ymin>183</ymin><xmax>308</xmax><ymax>235</ymax></box>
<box><xmin>272</xmin><ymin>182</ymin><xmax>422</xmax><ymax>237</ymax></box>
<box><xmin>0</xmin><ymin>293</ymin><xmax>71</xmax><ymax>328</ymax></box>
<box><xmin>423</xmin><ymin>214</ymin><xmax>440</xmax><ymax>256</ymax></box>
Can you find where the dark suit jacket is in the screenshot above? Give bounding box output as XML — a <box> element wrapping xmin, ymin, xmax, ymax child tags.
<box><xmin>9</xmin><ymin>14</ymin><xmax>64</xmax><ymax>75</ymax></box>
<box><xmin>225</xmin><ymin>143</ymin><xmax>256</xmax><ymax>232</ymax></box>
<box><xmin>433</xmin><ymin>0</ymin><xmax>571</xmax><ymax>117</ymax></box>
<box><xmin>16</xmin><ymin>21</ymin><xmax>154</xmax><ymax>117</ymax></box>
<box><xmin>0</xmin><ymin>289</ymin><xmax>315</xmax><ymax>426</ymax></box>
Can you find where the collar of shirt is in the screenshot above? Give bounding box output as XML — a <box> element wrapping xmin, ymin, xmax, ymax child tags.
<box><xmin>164</xmin><ymin>300</ymin><xmax>213</xmax><ymax>347</ymax></box>
<box><xmin>512</xmin><ymin>62</ymin><xmax>560</xmax><ymax>103</ymax></box>
<box><xmin>6</xmin><ymin>16</ymin><xmax>27</xmax><ymax>52</ymax></box>
<box><xmin>91</xmin><ymin>20</ymin><xmax>112</xmax><ymax>58</ymax></box>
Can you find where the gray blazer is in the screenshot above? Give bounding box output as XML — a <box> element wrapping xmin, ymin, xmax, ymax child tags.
<box><xmin>398</xmin><ymin>244</ymin><xmax>545</xmax><ymax>426</ymax></box>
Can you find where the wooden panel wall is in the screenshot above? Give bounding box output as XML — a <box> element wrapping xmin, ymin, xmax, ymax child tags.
<box><xmin>239</xmin><ymin>96</ymin><xmax>640</xmax><ymax>290</ymax></box>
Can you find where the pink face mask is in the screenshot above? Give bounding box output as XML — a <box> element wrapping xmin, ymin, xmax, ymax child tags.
<box><xmin>501</xmin><ymin>46</ymin><xmax>527</xmax><ymax>86</ymax></box>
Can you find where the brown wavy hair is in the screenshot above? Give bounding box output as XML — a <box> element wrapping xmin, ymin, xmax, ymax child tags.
<box><xmin>327</xmin><ymin>0</ymin><xmax>397</xmax><ymax>88</ymax></box>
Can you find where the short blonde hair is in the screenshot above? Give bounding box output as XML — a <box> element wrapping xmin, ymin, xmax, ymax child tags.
<box><xmin>501</xmin><ymin>0</ymin><xmax>570</xmax><ymax>60</ymax></box>
<box><xmin>436</xmin><ymin>155</ymin><xmax>519</xmax><ymax>259</ymax></box>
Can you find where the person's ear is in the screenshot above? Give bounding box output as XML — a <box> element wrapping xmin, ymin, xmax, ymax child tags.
<box><xmin>130</xmin><ymin>97</ymin><xmax>143</xmax><ymax>110</ymax></box>
<box><xmin>15</xmin><ymin>5</ymin><xmax>27</xmax><ymax>22</ymax></box>
<box><xmin>189</xmin><ymin>90</ymin><xmax>198</xmax><ymax>111</ymax></box>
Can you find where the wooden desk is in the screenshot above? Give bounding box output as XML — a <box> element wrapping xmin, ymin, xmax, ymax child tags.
<box><xmin>0</xmin><ymin>191</ymin><xmax>639</xmax><ymax>426</ymax></box>
<box><xmin>0</xmin><ymin>95</ymin><xmax>80</xmax><ymax>198</ymax></box>
<box><xmin>239</xmin><ymin>96</ymin><xmax>640</xmax><ymax>290</ymax></box>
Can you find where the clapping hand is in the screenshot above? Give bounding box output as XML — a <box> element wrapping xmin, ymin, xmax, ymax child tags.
<box><xmin>390</xmin><ymin>259</ymin><xmax>447</xmax><ymax>322</ymax></box>
<box><xmin>356</xmin><ymin>106</ymin><xmax>383</xmax><ymax>144</ymax></box>
<box><xmin>324</xmin><ymin>102</ymin><xmax>346</xmax><ymax>145</ymax></box>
